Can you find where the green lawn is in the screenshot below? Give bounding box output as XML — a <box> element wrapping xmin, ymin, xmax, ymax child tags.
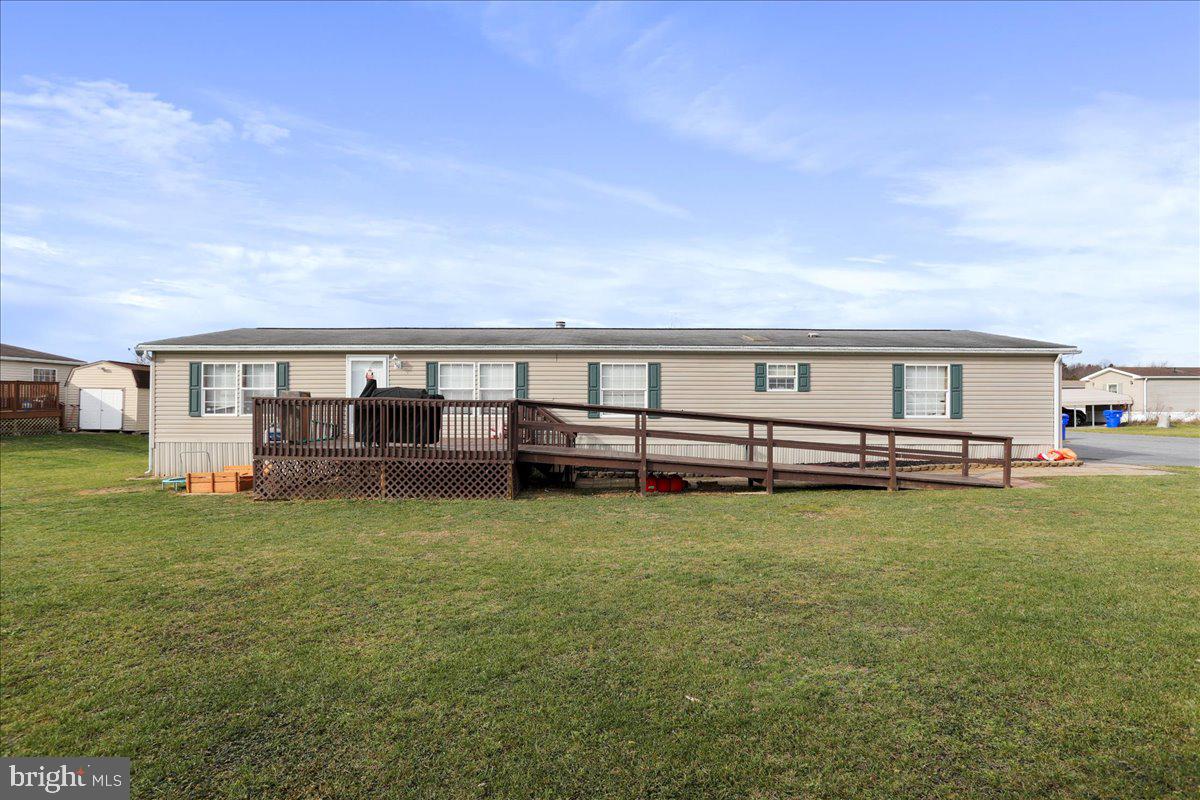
<box><xmin>1075</xmin><ymin>424</ymin><xmax>1200</xmax><ymax>438</ymax></box>
<box><xmin>2</xmin><ymin>435</ymin><xmax>1198</xmax><ymax>799</ymax></box>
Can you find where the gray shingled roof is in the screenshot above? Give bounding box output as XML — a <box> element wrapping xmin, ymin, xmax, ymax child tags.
<box><xmin>0</xmin><ymin>342</ymin><xmax>85</xmax><ymax>363</ymax></box>
<box><xmin>1112</xmin><ymin>366</ymin><xmax>1200</xmax><ymax>377</ymax></box>
<box><xmin>139</xmin><ymin>327</ymin><xmax>1076</xmax><ymax>352</ymax></box>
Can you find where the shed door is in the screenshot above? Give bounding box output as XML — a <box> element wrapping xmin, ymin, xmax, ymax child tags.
<box><xmin>80</xmin><ymin>388</ymin><xmax>124</xmax><ymax>430</ymax></box>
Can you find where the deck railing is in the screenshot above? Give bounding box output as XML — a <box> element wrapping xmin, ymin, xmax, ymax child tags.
<box><xmin>513</xmin><ymin>399</ymin><xmax>1013</xmax><ymax>490</ymax></box>
<box><xmin>253</xmin><ymin>397</ymin><xmax>516</xmax><ymax>462</ymax></box>
<box><xmin>0</xmin><ymin>380</ymin><xmax>60</xmax><ymax>418</ymax></box>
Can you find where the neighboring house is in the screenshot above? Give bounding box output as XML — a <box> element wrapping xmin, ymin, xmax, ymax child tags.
<box><xmin>0</xmin><ymin>342</ymin><xmax>84</xmax><ymax>394</ymax></box>
<box><xmin>0</xmin><ymin>343</ymin><xmax>85</xmax><ymax>434</ymax></box>
<box><xmin>64</xmin><ymin>361</ymin><xmax>150</xmax><ymax>433</ymax></box>
<box><xmin>136</xmin><ymin>326</ymin><xmax>1078</xmax><ymax>476</ymax></box>
<box><xmin>1060</xmin><ymin>379</ymin><xmax>1131</xmax><ymax>426</ymax></box>
<box><xmin>1080</xmin><ymin>367</ymin><xmax>1200</xmax><ymax>421</ymax></box>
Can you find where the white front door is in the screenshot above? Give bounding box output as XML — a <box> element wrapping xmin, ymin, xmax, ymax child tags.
<box><xmin>347</xmin><ymin>357</ymin><xmax>388</xmax><ymax>397</ymax></box>
<box><xmin>80</xmin><ymin>388</ymin><xmax>123</xmax><ymax>430</ymax></box>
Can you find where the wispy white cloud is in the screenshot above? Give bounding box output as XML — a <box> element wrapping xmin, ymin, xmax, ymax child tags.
<box><xmin>1</xmin><ymin>78</ymin><xmax>234</xmax><ymax>190</ymax></box>
<box><xmin>473</xmin><ymin>2</ymin><xmax>871</xmax><ymax>172</ymax></box>
<box><xmin>548</xmin><ymin>169</ymin><xmax>690</xmax><ymax>219</ymax></box>
<box><xmin>0</xmin><ymin>233</ymin><xmax>60</xmax><ymax>257</ymax></box>
<box><xmin>241</xmin><ymin>119</ymin><xmax>290</xmax><ymax>145</ymax></box>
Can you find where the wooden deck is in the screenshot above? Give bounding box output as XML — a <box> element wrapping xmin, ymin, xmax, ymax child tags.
<box><xmin>0</xmin><ymin>381</ymin><xmax>62</xmax><ymax>435</ymax></box>
<box><xmin>0</xmin><ymin>380</ymin><xmax>61</xmax><ymax>419</ymax></box>
<box><xmin>252</xmin><ymin>396</ymin><xmax>1013</xmax><ymax>499</ymax></box>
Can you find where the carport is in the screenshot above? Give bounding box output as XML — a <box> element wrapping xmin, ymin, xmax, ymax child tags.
<box><xmin>1062</xmin><ymin>386</ymin><xmax>1131</xmax><ymax>427</ymax></box>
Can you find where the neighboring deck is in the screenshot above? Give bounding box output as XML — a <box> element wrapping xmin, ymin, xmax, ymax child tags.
<box><xmin>252</xmin><ymin>397</ymin><xmax>1013</xmax><ymax>500</ymax></box>
<box><xmin>0</xmin><ymin>380</ymin><xmax>63</xmax><ymax>436</ymax></box>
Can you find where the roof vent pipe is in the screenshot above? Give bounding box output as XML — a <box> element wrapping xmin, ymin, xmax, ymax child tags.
<box><xmin>555</xmin><ymin>320</ymin><xmax>566</xmax><ymax>328</ymax></box>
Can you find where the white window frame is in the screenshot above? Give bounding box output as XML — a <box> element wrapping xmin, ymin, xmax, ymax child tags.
<box><xmin>199</xmin><ymin>362</ymin><xmax>276</xmax><ymax>417</ymax></box>
<box><xmin>32</xmin><ymin>368</ymin><xmax>57</xmax><ymax>383</ymax></box>
<box><xmin>903</xmin><ymin>363</ymin><xmax>951</xmax><ymax>419</ymax></box>
<box><xmin>599</xmin><ymin>362</ymin><xmax>648</xmax><ymax>417</ymax></box>
<box><xmin>239</xmin><ymin>362</ymin><xmax>277</xmax><ymax>416</ymax></box>
<box><xmin>200</xmin><ymin>362</ymin><xmax>240</xmax><ymax>417</ymax></box>
<box><xmin>765</xmin><ymin>363</ymin><xmax>797</xmax><ymax>392</ymax></box>
<box><xmin>477</xmin><ymin>362</ymin><xmax>517</xmax><ymax>402</ymax></box>
<box><xmin>437</xmin><ymin>362</ymin><xmax>517</xmax><ymax>403</ymax></box>
<box><xmin>1106</xmin><ymin>383</ymin><xmax>1120</xmax><ymax>394</ymax></box>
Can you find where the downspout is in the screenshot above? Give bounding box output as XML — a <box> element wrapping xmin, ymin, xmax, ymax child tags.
<box><xmin>144</xmin><ymin>350</ymin><xmax>154</xmax><ymax>475</ymax></box>
<box><xmin>1142</xmin><ymin>378</ymin><xmax>1148</xmax><ymax>419</ymax></box>
<box><xmin>1053</xmin><ymin>354</ymin><xmax>1063</xmax><ymax>449</ymax></box>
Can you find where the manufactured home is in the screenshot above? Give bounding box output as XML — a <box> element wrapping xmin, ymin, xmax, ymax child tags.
<box><xmin>0</xmin><ymin>342</ymin><xmax>84</xmax><ymax>434</ymax></box>
<box><xmin>1079</xmin><ymin>367</ymin><xmax>1200</xmax><ymax>421</ymax></box>
<box><xmin>137</xmin><ymin>327</ymin><xmax>1078</xmax><ymax>482</ymax></box>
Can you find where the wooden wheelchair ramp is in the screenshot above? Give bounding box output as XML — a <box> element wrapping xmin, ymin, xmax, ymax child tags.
<box><xmin>513</xmin><ymin>399</ymin><xmax>1013</xmax><ymax>493</ymax></box>
<box><xmin>250</xmin><ymin>396</ymin><xmax>1014</xmax><ymax>499</ymax></box>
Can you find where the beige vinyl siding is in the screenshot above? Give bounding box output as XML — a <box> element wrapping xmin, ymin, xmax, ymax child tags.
<box><xmin>65</xmin><ymin>362</ymin><xmax>149</xmax><ymax>432</ymax></box>
<box><xmin>1145</xmin><ymin>378</ymin><xmax>1200</xmax><ymax>414</ymax></box>
<box><xmin>1081</xmin><ymin>369</ymin><xmax>1143</xmax><ymax>412</ymax></box>
<box><xmin>0</xmin><ymin>358</ymin><xmax>75</xmax><ymax>394</ymax></box>
<box><xmin>151</xmin><ymin>350</ymin><xmax>1057</xmax><ymax>474</ymax></box>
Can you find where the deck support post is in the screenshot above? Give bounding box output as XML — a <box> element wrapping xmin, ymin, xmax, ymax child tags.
<box><xmin>747</xmin><ymin>422</ymin><xmax>755</xmax><ymax>487</ymax></box>
<box><xmin>508</xmin><ymin>401</ymin><xmax>520</xmax><ymax>499</ymax></box>
<box><xmin>637</xmin><ymin>412</ymin><xmax>648</xmax><ymax>495</ymax></box>
<box><xmin>887</xmin><ymin>431</ymin><xmax>897</xmax><ymax>492</ymax></box>
<box><xmin>765</xmin><ymin>421</ymin><xmax>774</xmax><ymax>494</ymax></box>
<box><xmin>1002</xmin><ymin>438</ymin><xmax>1012</xmax><ymax>488</ymax></box>
<box><xmin>859</xmin><ymin>431</ymin><xmax>867</xmax><ymax>470</ymax></box>
<box><xmin>961</xmin><ymin>437</ymin><xmax>970</xmax><ymax>477</ymax></box>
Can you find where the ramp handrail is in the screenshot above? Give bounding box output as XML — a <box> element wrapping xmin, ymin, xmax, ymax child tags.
<box><xmin>515</xmin><ymin>399</ymin><xmax>1013</xmax><ymax>490</ymax></box>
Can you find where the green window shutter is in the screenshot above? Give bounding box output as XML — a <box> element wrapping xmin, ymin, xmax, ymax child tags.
<box><xmin>515</xmin><ymin>362</ymin><xmax>529</xmax><ymax>399</ymax></box>
<box><xmin>188</xmin><ymin>362</ymin><xmax>201</xmax><ymax>417</ymax></box>
<box><xmin>754</xmin><ymin>362</ymin><xmax>766</xmax><ymax>392</ymax></box>
<box><xmin>796</xmin><ymin>363</ymin><xmax>810</xmax><ymax>392</ymax></box>
<box><xmin>647</xmin><ymin>363</ymin><xmax>661</xmax><ymax>418</ymax></box>
<box><xmin>587</xmin><ymin>362</ymin><xmax>600</xmax><ymax>418</ymax></box>
<box><xmin>275</xmin><ymin>362</ymin><xmax>290</xmax><ymax>395</ymax></box>
<box><xmin>425</xmin><ymin>362</ymin><xmax>438</xmax><ymax>395</ymax></box>
<box><xmin>892</xmin><ymin>364</ymin><xmax>905</xmax><ymax>419</ymax></box>
<box><xmin>950</xmin><ymin>363</ymin><xmax>963</xmax><ymax>419</ymax></box>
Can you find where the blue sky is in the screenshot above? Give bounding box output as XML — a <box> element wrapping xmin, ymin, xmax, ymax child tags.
<box><xmin>1</xmin><ymin>0</ymin><xmax>1197</xmax><ymax>364</ymax></box>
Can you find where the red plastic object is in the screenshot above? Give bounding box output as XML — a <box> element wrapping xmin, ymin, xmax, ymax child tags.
<box><xmin>644</xmin><ymin>475</ymin><xmax>659</xmax><ymax>493</ymax></box>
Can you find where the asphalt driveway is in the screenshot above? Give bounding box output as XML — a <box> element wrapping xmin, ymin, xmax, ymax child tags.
<box><xmin>1064</xmin><ymin>431</ymin><xmax>1200</xmax><ymax>467</ymax></box>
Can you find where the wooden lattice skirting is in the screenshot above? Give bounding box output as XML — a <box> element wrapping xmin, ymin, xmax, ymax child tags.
<box><xmin>253</xmin><ymin>457</ymin><xmax>515</xmax><ymax>500</ymax></box>
<box><xmin>0</xmin><ymin>417</ymin><xmax>60</xmax><ymax>437</ymax></box>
